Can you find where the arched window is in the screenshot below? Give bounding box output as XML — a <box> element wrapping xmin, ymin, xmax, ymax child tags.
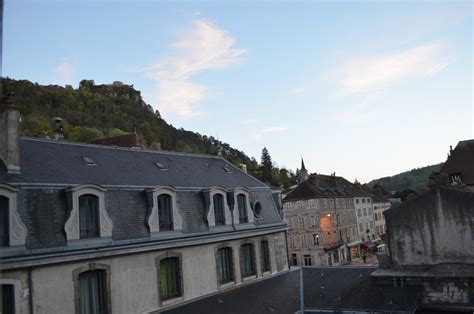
<box><xmin>0</xmin><ymin>196</ymin><xmax>9</xmax><ymax>247</ymax></box>
<box><xmin>158</xmin><ymin>194</ymin><xmax>173</xmax><ymax>231</ymax></box>
<box><xmin>237</xmin><ymin>194</ymin><xmax>248</xmax><ymax>223</ymax></box>
<box><xmin>159</xmin><ymin>257</ymin><xmax>182</xmax><ymax>300</ymax></box>
<box><xmin>78</xmin><ymin>270</ymin><xmax>109</xmax><ymax>314</ymax></box>
<box><xmin>79</xmin><ymin>194</ymin><xmax>100</xmax><ymax>239</ymax></box>
<box><xmin>241</xmin><ymin>243</ymin><xmax>255</xmax><ymax>277</ymax></box>
<box><xmin>213</xmin><ymin>194</ymin><xmax>225</xmax><ymax>226</ymax></box>
<box><xmin>217</xmin><ymin>247</ymin><xmax>234</xmax><ymax>284</ymax></box>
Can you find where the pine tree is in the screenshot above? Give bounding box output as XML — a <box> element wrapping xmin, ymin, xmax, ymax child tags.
<box><xmin>261</xmin><ymin>147</ymin><xmax>273</xmax><ymax>184</ymax></box>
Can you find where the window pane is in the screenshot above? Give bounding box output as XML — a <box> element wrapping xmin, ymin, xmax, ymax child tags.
<box><xmin>158</xmin><ymin>194</ymin><xmax>173</xmax><ymax>231</ymax></box>
<box><xmin>79</xmin><ymin>195</ymin><xmax>100</xmax><ymax>239</ymax></box>
<box><xmin>218</xmin><ymin>247</ymin><xmax>233</xmax><ymax>283</ymax></box>
<box><xmin>0</xmin><ymin>196</ymin><xmax>9</xmax><ymax>247</ymax></box>
<box><xmin>261</xmin><ymin>241</ymin><xmax>270</xmax><ymax>272</ymax></box>
<box><xmin>79</xmin><ymin>270</ymin><xmax>108</xmax><ymax>314</ymax></box>
<box><xmin>237</xmin><ymin>194</ymin><xmax>247</xmax><ymax>223</ymax></box>
<box><xmin>1</xmin><ymin>284</ymin><xmax>15</xmax><ymax>314</ymax></box>
<box><xmin>241</xmin><ymin>244</ymin><xmax>255</xmax><ymax>277</ymax></box>
<box><xmin>214</xmin><ymin>194</ymin><xmax>225</xmax><ymax>225</ymax></box>
<box><xmin>160</xmin><ymin>258</ymin><xmax>181</xmax><ymax>300</ymax></box>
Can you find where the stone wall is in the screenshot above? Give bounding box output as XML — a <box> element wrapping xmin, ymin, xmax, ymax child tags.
<box><xmin>422</xmin><ymin>280</ymin><xmax>473</xmax><ymax>305</ymax></box>
<box><xmin>385</xmin><ymin>188</ymin><xmax>474</xmax><ymax>267</ymax></box>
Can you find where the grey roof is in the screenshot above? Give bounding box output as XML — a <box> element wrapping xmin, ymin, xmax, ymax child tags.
<box><xmin>160</xmin><ymin>267</ymin><xmax>422</xmax><ymax>314</ymax></box>
<box><xmin>0</xmin><ymin>138</ymin><xmax>268</xmax><ymax>189</ymax></box>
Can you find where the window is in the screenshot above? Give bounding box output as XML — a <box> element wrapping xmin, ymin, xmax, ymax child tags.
<box><xmin>79</xmin><ymin>194</ymin><xmax>100</xmax><ymax>239</ymax></box>
<box><xmin>158</xmin><ymin>194</ymin><xmax>173</xmax><ymax>231</ymax></box>
<box><xmin>260</xmin><ymin>241</ymin><xmax>270</xmax><ymax>272</ymax></box>
<box><xmin>313</xmin><ymin>233</ymin><xmax>320</xmax><ymax>245</ymax></box>
<box><xmin>0</xmin><ymin>185</ymin><xmax>27</xmax><ymax>248</ymax></box>
<box><xmin>1</xmin><ymin>284</ymin><xmax>15</xmax><ymax>314</ymax></box>
<box><xmin>65</xmin><ymin>185</ymin><xmax>113</xmax><ymax>241</ymax></box>
<box><xmin>356</xmin><ymin>199</ymin><xmax>359</xmax><ymax>204</ymax></box>
<box><xmin>357</xmin><ymin>208</ymin><xmax>361</xmax><ymax>217</ymax></box>
<box><xmin>241</xmin><ymin>244</ymin><xmax>255</xmax><ymax>277</ymax></box>
<box><xmin>359</xmin><ymin>223</ymin><xmax>363</xmax><ymax>233</ymax></box>
<box><xmin>301</xmin><ymin>234</ymin><xmax>307</xmax><ymax>246</ymax></box>
<box><xmin>214</xmin><ymin>194</ymin><xmax>225</xmax><ymax>225</ymax></box>
<box><xmin>237</xmin><ymin>194</ymin><xmax>248</xmax><ymax>223</ymax></box>
<box><xmin>289</xmin><ymin>236</ymin><xmax>295</xmax><ymax>247</ymax></box>
<box><xmin>333</xmin><ymin>251</ymin><xmax>339</xmax><ymax>263</ymax></box>
<box><xmin>79</xmin><ymin>270</ymin><xmax>109</xmax><ymax>314</ymax></box>
<box><xmin>362</xmin><ymin>199</ymin><xmax>366</xmax><ymax>203</ymax></box>
<box><xmin>299</xmin><ymin>217</ymin><xmax>305</xmax><ymax>229</ymax></box>
<box><xmin>217</xmin><ymin>247</ymin><xmax>234</xmax><ymax>284</ymax></box>
<box><xmin>291</xmin><ymin>253</ymin><xmax>297</xmax><ymax>266</ymax></box>
<box><xmin>304</xmin><ymin>255</ymin><xmax>312</xmax><ymax>266</ymax></box>
<box><xmin>159</xmin><ymin>257</ymin><xmax>182</xmax><ymax>300</ymax></box>
<box><xmin>363</xmin><ymin>208</ymin><xmax>367</xmax><ymax>216</ymax></box>
<box><xmin>0</xmin><ymin>196</ymin><xmax>9</xmax><ymax>247</ymax></box>
<box><xmin>308</xmin><ymin>199</ymin><xmax>315</xmax><ymax>209</ymax></box>
<box><xmin>367</xmin><ymin>198</ymin><xmax>371</xmax><ymax>203</ymax></box>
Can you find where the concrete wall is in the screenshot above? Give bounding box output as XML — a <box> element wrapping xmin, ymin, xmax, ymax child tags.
<box><xmin>2</xmin><ymin>231</ymin><xmax>288</xmax><ymax>314</ymax></box>
<box><xmin>385</xmin><ymin>188</ymin><xmax>474</xmax><ymax>267</ymax></box>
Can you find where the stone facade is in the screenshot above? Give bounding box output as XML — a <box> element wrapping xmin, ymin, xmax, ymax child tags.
<box><xmin>373</xmin><ymin>200</ymin><xmax>391</xmax><ymax>236</ymax></box>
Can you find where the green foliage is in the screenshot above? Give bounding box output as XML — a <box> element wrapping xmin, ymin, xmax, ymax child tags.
<box><xmin>393</xmin><ymin>189</ymin><xmax>417</xmax><ymax>201</ymax></box>
<box><xmin>3</xmin><ymin>78</ymin><xmax>297</xmax><ymax>188</ymax></box>
<box><xmin>368</xmin><ymin>163</ymin><xmax>444</xmax><ymax>192</ymax></box>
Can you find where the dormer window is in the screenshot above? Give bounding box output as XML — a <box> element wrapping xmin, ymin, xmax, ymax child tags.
<box><xmin>237</xmin><ymin>194</ymin><xmax>248</xmax><ymax>223</ymax></box>
<box><xmin>79</xmin><ymin>194</ymin><xmax>100</xmax><ymax>239</ymax></box>
<box><xmin>0</xmin><ymin>196</ymin><xmax>9</xmax><ymax>247</ymax></box>
<box><xmin>214</xmin><ymin>194</ymin><xmax>225</xmax><ymax>226</ymax></box>
<box><xmin>82</xmin><ymin>156</ymin><xmax>96</xmax><ymax>166</ymax></box>
<box><xmin>158</xmin><ymin>194</ymin><xmax>173</xmax><ymax>231</ymax></box>
<box><xmin>450</xmin><ymin>173</ymin><xmax>462</xmax><ymax>184</ymax></box>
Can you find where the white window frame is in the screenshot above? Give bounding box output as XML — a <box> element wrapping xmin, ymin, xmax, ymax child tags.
<box><xmin>65</xmin><ymin>184</ymin><xmax>113</xmax><ymax>241</ymax></box>
<box><xmin>206</xmin><ymin>187</ymin><xmax>232</xmax><ymax>227</ymax></box>
<box><xmin>0</xmin><ymin>279</ymin><xmax>22</xmax><ymax>313</ymax></box>
<box><xmin>0</xmin><ymin>184</ymin><xmax>27</xmax><ymax>247</ymax></box>
<box><xmin>146</xmin><ymin>186</ymin><xmax>182</xmax><ymax>233</ymax></box>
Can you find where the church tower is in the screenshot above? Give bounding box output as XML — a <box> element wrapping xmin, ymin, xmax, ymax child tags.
<box><xmin>298</xmin><ymin>157</ymin><xmax>309</xmax><ymax>183</ymax></box>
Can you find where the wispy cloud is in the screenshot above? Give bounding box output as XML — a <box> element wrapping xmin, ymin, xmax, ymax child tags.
<box><xmin>139</xmin><ymin>19</ymin><xmax>246</xmax><ymax>119</ymax></box>
<box><xmin>334</xmin><ymin>42</ymin><xmax>450</xmax><ymax>96</ymax></box>
<box><xmin>53</xmin><ymin>61</ymin><xmax>75</xmax><ymax>84</ymax></box>
<box><xmin>248</xmin><ymin>126</ymin><xmax>288</xmax><ymax>141</ymax></box>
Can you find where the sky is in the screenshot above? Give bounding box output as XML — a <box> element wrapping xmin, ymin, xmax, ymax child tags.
<box><xmin>3</xmin><ymin>0</ymin><xmax>473</xmax><ymax>183</ymax></box>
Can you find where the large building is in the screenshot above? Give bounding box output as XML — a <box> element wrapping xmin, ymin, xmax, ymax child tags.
<box><xmin>0</xmin><ymin>96</ymin><xmax>288</xmax><ymax>314</ymax></box>
<box><xmin>440</xmin><ymin>139</ymin><xmax>474</xmax><ymax>192</ymax></box>
<box><xmin>283</xmin><ymin>172</ymin><xmax>364</xmax><ymax>266</ymax></box>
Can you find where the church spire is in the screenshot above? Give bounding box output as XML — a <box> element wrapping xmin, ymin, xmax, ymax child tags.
<box><xmin>301</xmin><ymin>157</ymin><xmax>306</xmax><ymax>171</ymax></box>
<box><xmin>298</xmin><ymin>157</ymin><xmax>309</xmax><ymax>184</ymax></box>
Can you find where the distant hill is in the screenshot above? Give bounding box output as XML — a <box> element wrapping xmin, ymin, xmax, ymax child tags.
<box><xmin>1</xmin><ymin>78</ymin><xmax>297</xmax><ymax>188</ymax></box>
<box><xmin>368</xmin><ymin>163</ymin><xmax>444</xmax><ymax>192</ymax></box>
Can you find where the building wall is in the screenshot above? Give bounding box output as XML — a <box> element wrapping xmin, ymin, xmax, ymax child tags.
<box><xmin>1</xmin><ymin>231</ymin><xmax>288</xmax><ymax>314</ymax></box>
<box><xmin>353</xmin><ymin>197</ymin><xmax>375</xmax><ymax>241</ymax></box>
<box><xmin>283</xmin><ymin>197</ymin><xmax>357</xmax><ymax>266</ymax></box>
<box><xmin>385</xmin><ymin>188</ymin><xmax>474</xmax><ymax>267</ymax></box>
<box><xmin>374</xmin><ymin>201</ymin><xmax>391</xmax><ymax>236</ymax></box>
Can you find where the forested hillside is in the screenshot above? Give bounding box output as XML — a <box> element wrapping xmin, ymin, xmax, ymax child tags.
<box><xmin>2</xmin><ymin>78</ymin><xmax>296</xmax><ymax>188</ymax></box>
<box><xmin>368</xmin><ymin>163</ymin><xmax>444</xmax><ymax>192</ymax></box>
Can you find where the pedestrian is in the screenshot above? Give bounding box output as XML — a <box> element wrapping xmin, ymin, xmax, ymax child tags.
<box><xmin>363</xmin><ymin>252</ymin><xmax>367</xmax><ymax>264</ymax></box>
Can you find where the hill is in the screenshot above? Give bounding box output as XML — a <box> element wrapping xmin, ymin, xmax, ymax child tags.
<box><xmin>1</xmin><ymin>78</ymin><xmax>296</xmax><ymax>188</ymax></box>
<box><xmin>367</xmin><ymin>163</ymin><xmax>444</xmax><ymax>192</ymax></box>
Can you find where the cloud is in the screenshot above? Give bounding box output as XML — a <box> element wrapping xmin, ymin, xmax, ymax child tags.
<box><xmin>54</xmin><ymin>62</ymin><xmax>75</xmax><ymax>83</ymax></box>
<box><xmin>334</xmin><ymin>42</ymin><xmax>450</xmax><ymax>96</ymax></box>
<box><xmin>140</xmin><ymin>19</ymin><xmax>246</xmax><ymax>119</ymax></box>
<box><xmin>249</xmin><ymin>126</ymin><xmax>288</xmax><ymax>141</ymax></box>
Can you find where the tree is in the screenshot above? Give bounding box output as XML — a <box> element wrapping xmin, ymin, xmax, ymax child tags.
<box><xmin>261</xmin><ymin>147</ymin><xmax>273</xmax><ymax>184</ymax></box>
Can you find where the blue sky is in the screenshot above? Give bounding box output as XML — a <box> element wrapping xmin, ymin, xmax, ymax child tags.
<box><xmin>4</xmin><ymin>0</ymin><xmax>473</xmax><ymax>183</ymax></box>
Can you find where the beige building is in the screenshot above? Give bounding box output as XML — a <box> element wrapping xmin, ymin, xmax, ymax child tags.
<box><xmin>283</xmin><ymin>172</ymin><xmax>361</xmax><ymax>267</ymax></box>
<box><xmin>0</xmin><ymin>98</ymin><xmax>288</xmax><ymax>314</ymax></box>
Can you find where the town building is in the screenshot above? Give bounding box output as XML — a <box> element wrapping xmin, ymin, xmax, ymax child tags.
<box><xmin>0</xmin><ymin>95</ymin><xmax>288</xmax><ymax>314</ymax></box>
<box><xmin>440</xmin><ymin>139</ymin><xmax>474</xmax><ymax>192</ymax></box>
<box><xmin>283</xmin><ymin>171</ymin><xmax>361</xmax><ymax>267</ymax></box>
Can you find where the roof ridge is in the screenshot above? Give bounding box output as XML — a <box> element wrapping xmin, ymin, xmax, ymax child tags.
<box><xmin>20</xmin><ymin>137</ymin><xmax>226</xmax><ymax>160</ymax></box>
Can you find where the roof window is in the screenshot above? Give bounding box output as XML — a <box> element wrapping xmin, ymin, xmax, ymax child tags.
<box><xmin>155</xmin><ymin>162</ymin><xmax>167</xmax><ymax>170</ymax></box>
<box><xmin>223</xmin><ymin>165</ymin><xmax>232</xmax><ymax>173</ymax></box>
<box><xmin>82</xmin><ymin>156</ymin><xmax>96</xmax><ymax>166</ymax></box>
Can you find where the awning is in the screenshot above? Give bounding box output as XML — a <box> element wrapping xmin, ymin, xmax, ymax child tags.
<box><xmin>346</xmin><ymin>240</ymin><xmax>362</xmax><ymax>247</ymax></box>
<box><xmin>360</xmin><ymin>241</ymin><xmax>376</xmax><ymax>249</ymax></box>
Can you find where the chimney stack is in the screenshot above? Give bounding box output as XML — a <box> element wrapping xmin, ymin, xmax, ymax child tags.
<box><xmin>0</xmin><ymin>93</ymin><xmax>21</xmax><ymax>173</ymax></box>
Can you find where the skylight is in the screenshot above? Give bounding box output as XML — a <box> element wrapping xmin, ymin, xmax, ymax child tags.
<box><xmin>223</xmin><ymin>165</ymin><xmax>232</xmax><ymax>173</ymax></box>
<box><xmin>82</xmin><ymin>156</ymin><xmax>96</xmax><ymax>166</ymax></box>
<box><xmin>155</xmin><ymin>162</ymin><xmax>167</xmax><ymax>170</ymax></box>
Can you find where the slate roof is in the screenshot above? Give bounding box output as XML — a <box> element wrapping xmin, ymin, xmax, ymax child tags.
<box><xmin>0</xmin><ymin>138</ymin><xmax>268</xmax><ymax>188</ymax></box>
<box><xmin>89</xmin><ymin>132</ymin><xmax>148</xmax><ymax>149</ymax></box>
<box><xmin>440</xmin><ymin>139</ymin><xmax>474</xmax><ymax>186</ymax></box>
<box><xmin>160</xmin><ymin>267</ymin><xmax>422</xmax><ymax>314</ymax></box>
<box><xmin>283</xmin><ymin>174</ymin><xmax>371</xmax><ymax>201</ymax></box>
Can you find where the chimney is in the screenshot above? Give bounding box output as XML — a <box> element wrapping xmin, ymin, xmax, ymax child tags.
<box><xmin>0</xmin><ymin>93</ymin><xmax>21</xmax><ymax>173</ymax></box>
<box><xmin>51</xmin><ymin>117</ymin><xmax>64</xmax><ymax>141</ymax></box>
<box><xmin>239</xmin><ymin>164</ymin><xmax>247</xmax><ymax>173</ymax></box>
